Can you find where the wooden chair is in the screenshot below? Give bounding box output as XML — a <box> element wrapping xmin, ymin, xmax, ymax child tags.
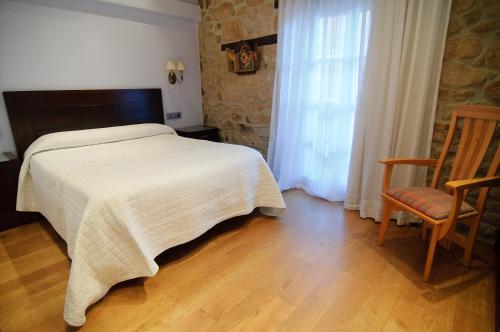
<box><xmin>377</xmin><ymin>105</ymin><xmax>500</xmax><ymax>281</ymax></box>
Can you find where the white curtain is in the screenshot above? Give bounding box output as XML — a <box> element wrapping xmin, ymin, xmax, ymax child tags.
<box><xmin>268</xmin><ymin>0</ymin><xmax>371</xmax><ymax>201</ymax></box>
<box><xmin>344</xmin><ymin>0</ymin><xmax>451</xmax><ymax>223</ymax></box>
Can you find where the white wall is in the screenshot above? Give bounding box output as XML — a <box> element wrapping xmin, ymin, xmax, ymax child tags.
<box><xmin>0</xmin><ymin>0</ymin><xmax>203</xmax><ymax>155</ymax></box>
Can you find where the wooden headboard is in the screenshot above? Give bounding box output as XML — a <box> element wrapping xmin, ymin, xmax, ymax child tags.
<box><xmin>3</xmin><ymin>89</ymin><xmax>165</xmax><ymax>157</ymax></box>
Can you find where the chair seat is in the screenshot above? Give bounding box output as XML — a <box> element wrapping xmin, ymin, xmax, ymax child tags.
<box><xmin>386</xmin><ymin>187</ymin><xmax>475</xmax><ymax>220</ymax></box>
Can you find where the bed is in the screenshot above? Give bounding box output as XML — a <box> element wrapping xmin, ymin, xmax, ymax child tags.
<box><xmin>3</xmin><ymin>89</ymin><xmax>285</xmax><ymax>326</ymax></box>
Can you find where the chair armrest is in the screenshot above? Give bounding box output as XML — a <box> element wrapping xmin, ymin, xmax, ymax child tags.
<box><xmin>379</xmin><ymin>158</ymin><xmax>438</xmax><ymax>166</ymax></box>
<box><xmin>379</xmin><ymin>158</ymin><xmax>438</xmax><ymax>192</ymax></box>
<box><xmin>445</xmin><ymin>176</ymin><xmax>500</xmax><ymax>191</ymax></box>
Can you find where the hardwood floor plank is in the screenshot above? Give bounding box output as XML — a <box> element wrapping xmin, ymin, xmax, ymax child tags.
<box><xmin>0</xmin><ymin>190</ymin><xmax>494</xmax><ymax>331</ymax></box>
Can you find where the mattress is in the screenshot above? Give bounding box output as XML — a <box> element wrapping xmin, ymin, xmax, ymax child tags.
<box><xmin>17</xmin><ymin>123</ymin><xmax>285</xmax><ymax>326</ymax></box>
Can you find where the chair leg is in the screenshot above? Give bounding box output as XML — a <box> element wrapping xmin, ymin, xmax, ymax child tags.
<box><xmin>421</xmin><ymin>222</ymin><xmax>427</xmax><ymax>241</ymax></box>
<box><xmin>463</xmin><ymin>216</ymin><xmax>480</xmax><ymax>267</ymax></box>
<box><xmin>378</xmin><ymin>200</ymin><xmax>393</xmax><ymax>246</ymax></box>
<box><xmin>423</xmin><ymin>224</ymin><xmax>440</xmax><ymax>282</ymax></box>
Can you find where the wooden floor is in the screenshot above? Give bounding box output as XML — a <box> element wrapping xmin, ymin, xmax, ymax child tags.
<box><xmin>0</xmin><ymin>190</ymin><xmax>496</xmax><ymax>331</ymax></box>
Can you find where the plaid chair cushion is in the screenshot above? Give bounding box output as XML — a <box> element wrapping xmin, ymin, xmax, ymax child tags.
<box><xmin>386</xmin><ymin>187</ymin><xmax>475</xmax><ymax>220</ymax></box>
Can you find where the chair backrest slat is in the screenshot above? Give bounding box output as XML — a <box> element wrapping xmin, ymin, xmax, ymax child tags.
<box><xmin>487</xmin><ymin>145</ymin><xmax>500</xmax><ymax>178</ymax></box>
<box><xmin>475</xmin><ymin>145</ymin><xmax>500</xmax><ymax>214</ymax></box>
<box><xmin>431</xmin><ymin>114</ymin><xmax>458</xmax><ymax>189</ymax></box>
<box><xmin>431</xmin><ymin>106</ymin><xmax>499</xmax><ymax>208</ymax></box>
<box><xmin>449</xmin><ymin>117</ymin><xmax>497</xmax><ymax>182</ymax></box>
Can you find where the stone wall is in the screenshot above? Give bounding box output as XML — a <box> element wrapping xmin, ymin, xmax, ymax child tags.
<box><xmin>430</xmin><ymin>0</ymin><xmax>500</xmax><ymax>243</ymax></box>
<box><xmin>198</xmin><ymin>0</ymin><xmax>278</xmax><ymax>156</ymax></box>
<box><xmin>198</xmin><ymin>0</ymin><xmax>499</xmax><ymax>243</ymax></box>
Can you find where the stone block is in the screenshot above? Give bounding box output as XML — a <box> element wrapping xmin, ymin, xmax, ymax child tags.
<box><xmin>450</xmin><ymin>89</ymin><xmax>475</xmax><ymax>101</ymax></box>
<box><xmin>485</xmin><ymin>4</ymin><xmax>500</xmax><ymax>18</ymax></box>
<box><xmin>444</xmin><ymin>36</ymin><xmax>481</xmax><ymax>60</ymax></box>
<box><xmin>452</xmin><ymin>0</ymin><xmax>475</xmax><ymax>13</ymax></box>
<box><xmin>235</xmin><ymin>6</ymin><xmax>248</xmax><ymax>16</ymax></box>
<box><xmin>246</xmin><ymin>0</ymin><xmax>265</xmax><ymax>6</ymax></box>
<box><xmin>202</xmin><ymin>33</ymin><xmax>220</xmax><ymax>51</ymax></box>
<box><xmin>447</xmin><ymin>16</ymin><xmax>462</xmax><ymax>34</ymax></box>
<box><xmin>254</xmin><ymin>126</ymin><xmax>271</xmax><ymax>138</ymax></box>
<box><xmin>471</xmin><ymin>19</ymin><xmax>500</xmax><ymax>33</ymax></box>
<box><xmin>484</xmin><ymin>42</ymin><xmax>500</xmax><ymax>68</ymax></box>
<box><xmin>463</xmin><ymin>10</ymin><xmax>482</xmax><ymax>25</ymax></box>
<box><xmin>484</xmin><ymin>80</ymin><xmax>500</xmax><ymax>102</ymax></box>
<box><xmin>238</xmin><ymin>123</ymin><xmax>255</xmax><ymax>135</ymax></box>
<box><xmin>229</xmin><ymin>112</ymin><xmax>242</xmax><ymax>122</ymax></box>
<box><xmin>440</xmin><ymin>63</ymin><xmax>488</xmax><ymax>87</ymax></box>
<box><xmin>222</xmin><ymin>17</ymin><xmax>242</xmax><ymax>42</ymax></box>
<box><xmin>246</xmin><ymin>113</ymin><xmax>271</xmax><ymax>125</ymax></box>
<box><xmin>211</xmin><ymin>2</ymin><xmax>234</xmax><ymax>20</ymax></box>
<box><xmin>260</xmin><ymin>3</ymin><xmax>274</xmax><ymax>15</ymax></box>
<box><xmin>431</xmin><ymin>122</ymin><xmax>449</xmax><ymax>143</ymax></box>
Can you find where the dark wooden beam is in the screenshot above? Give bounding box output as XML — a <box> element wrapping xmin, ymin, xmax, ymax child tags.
<box><xmin>220</xmin><ymin>34</ymin><xmax>277</xmax><ymax>51</ymax></box>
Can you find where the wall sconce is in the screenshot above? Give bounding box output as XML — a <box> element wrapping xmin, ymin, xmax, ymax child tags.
<box><xmin>166</xmin><ymin>61</ymin><xmax>185</xmax><ymax>85</ymax></box>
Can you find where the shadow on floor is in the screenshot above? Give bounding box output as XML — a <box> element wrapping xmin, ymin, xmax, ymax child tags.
<box><xmin>369</xmin><ymin>221</ymin><xmax>493</xmax><ymax>302</ymax></box>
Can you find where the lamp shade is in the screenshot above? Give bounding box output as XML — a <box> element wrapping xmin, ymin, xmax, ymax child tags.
<box><xmin>166</xmin><ymin>61</ymin><xmax>176</xmax><ymax>71</ymax></box>
<box><xmin>176</xmin><ymin>62</ymin><xmax>185</xmax><ymax>71</ymax></box>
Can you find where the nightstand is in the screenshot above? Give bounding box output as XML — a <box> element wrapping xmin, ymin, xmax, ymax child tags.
<box><xmin>176</xmin><ymin>125</ymin><xmax>220</xmax><ymax>142</ymax></box>
<box><xmin>0</xmin><ymin>152</ymin><xmax>37</xmax><ymax>231</ymax></box>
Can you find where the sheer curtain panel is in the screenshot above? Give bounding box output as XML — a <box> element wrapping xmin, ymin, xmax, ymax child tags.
<box><xmin>344</xmin><ymin>0</ymin><xmax>451</xmax><ymax>223</ymax></box>
<box><xmin>268</xmin><ymin>0</ymin><xmax>371</xmax><ymax>201</ymax></box>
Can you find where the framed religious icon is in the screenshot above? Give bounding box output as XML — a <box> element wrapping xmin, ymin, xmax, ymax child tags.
<box><xmin>236</xmin><ymin>42</ymin><xmax>258</xmax><ymax>74</ymax></box>
<box><xmin>226</xmin><ymin>42</ymin><xmax>259</xmax><ymax>75</ymax></box>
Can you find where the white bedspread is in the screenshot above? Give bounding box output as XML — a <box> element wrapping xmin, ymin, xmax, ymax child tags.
<box><xmin>17</xmin><ymin>124</ymin><xmax>285</xmax><ymax>326</ymax></box>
